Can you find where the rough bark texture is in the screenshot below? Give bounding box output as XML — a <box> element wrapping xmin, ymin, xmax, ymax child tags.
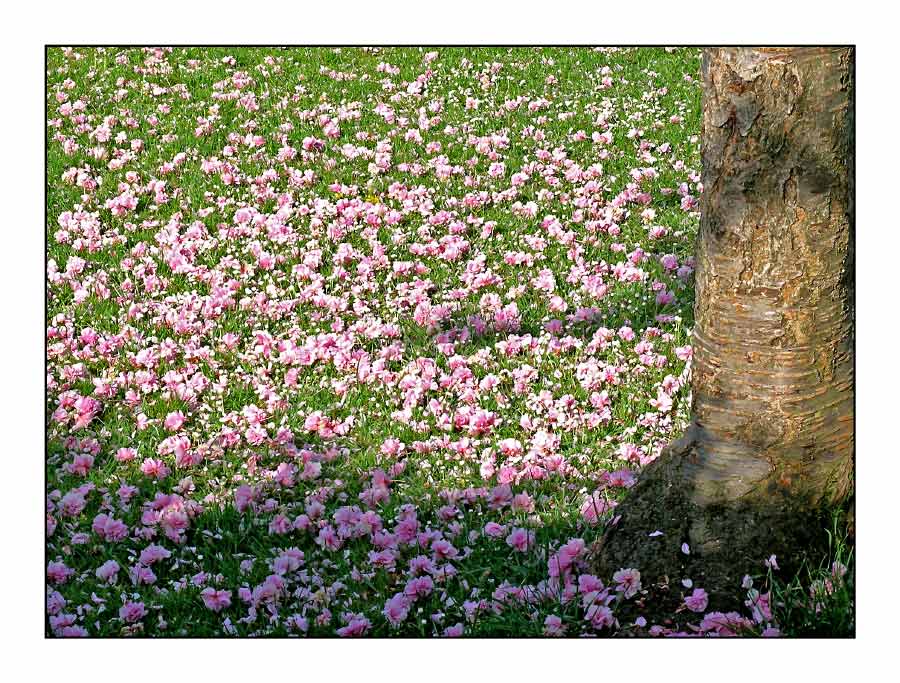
<box><xmin>593</xmin><ymin>47</ymin><xmax>854</xmax><ymax>613</ymax></box>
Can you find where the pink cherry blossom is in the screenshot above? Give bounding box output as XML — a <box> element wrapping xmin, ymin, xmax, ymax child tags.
<box><xmin>684</xmin><ymin>588</ymin><xmax>709</xmax><ymax>613</ymax></box>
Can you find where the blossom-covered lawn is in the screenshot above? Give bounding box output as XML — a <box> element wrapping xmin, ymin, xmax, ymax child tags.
<box><xmin>47</xmin><ymin>46</ymin><xmax>831</xmax><ymax>637</ymax></box>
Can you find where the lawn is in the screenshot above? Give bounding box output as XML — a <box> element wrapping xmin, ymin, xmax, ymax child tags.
<box><xmin>45</xmin><ymin>46</ymin><xmax>849</xmax><ymax>637</ymax></box>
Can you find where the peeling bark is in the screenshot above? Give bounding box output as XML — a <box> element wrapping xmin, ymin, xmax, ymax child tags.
<box><xmin>593</xmin><ymin>47</ymin><xmax>854</xmax><ymax>611</ymax></box>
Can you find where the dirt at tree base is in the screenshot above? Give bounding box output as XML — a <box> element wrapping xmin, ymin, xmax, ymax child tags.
<box><xmin>591</xmin><ymin>435</ymin><xmax>848</xmax><ymax>623</ymax></box>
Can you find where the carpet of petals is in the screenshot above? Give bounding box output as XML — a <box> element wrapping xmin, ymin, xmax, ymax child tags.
<box><xmin>46</xmin><ymin>46</ymin><xmax>795</xmax><ymax>637</ymax></box>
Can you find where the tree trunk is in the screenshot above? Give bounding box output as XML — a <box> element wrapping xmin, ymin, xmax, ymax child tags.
<box><xmin>593</xmin><ymin>47</ymin><xmax>854</xmax><ymax>611</ymax></box>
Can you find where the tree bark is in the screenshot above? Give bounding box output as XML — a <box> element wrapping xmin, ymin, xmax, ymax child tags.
<box><xmin>593</xmin><ymin>47</ymin><xmax>854</xmax><ymax>611</ymax></box>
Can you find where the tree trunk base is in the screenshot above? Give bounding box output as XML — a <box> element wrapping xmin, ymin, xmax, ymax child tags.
<box><xmin>591</xmin><ymin>427</ymin><xmax>847</xmax><ymax>620</ymax></box>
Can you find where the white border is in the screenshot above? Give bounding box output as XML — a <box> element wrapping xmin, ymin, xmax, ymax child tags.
<box><xmin>3</xmin><ymin>0</ymin><xmax>895</xmax><ymax>679</ymax></box>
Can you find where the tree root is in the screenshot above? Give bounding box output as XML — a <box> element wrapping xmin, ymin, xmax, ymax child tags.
<box><xmin>591</xmin><ymin>425</ymin><xmax>843</xmax><ymax>620</ymax></box>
